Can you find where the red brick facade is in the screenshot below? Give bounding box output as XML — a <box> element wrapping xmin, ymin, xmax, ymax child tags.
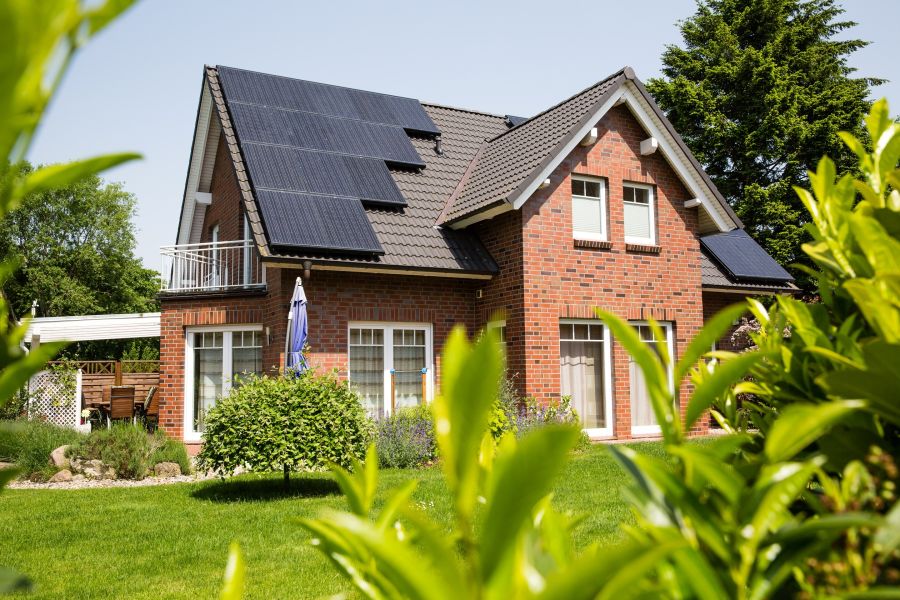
<box><xmin>160</xmin><ymin>104</ymin><xmax>751</xmax><ymax>443</ymax></box>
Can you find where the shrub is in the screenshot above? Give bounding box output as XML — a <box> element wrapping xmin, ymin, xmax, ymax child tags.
<box><xmin>148</xmin><ymin>430</ymin><xmax>191</xmax><ymax>475</ymax></box>
<box><xmin>375</xmin><ymin>405</ymin><xmax>436</xmax><ymax>469</ymax></box>
<box><xmin>196</xmin><ymin>372</ymin><xmax>372</xmax><ymax>484</ymax></box>
<box><xmin>69</xmin><ymin>424</ymin><xmax>151</xmax><ymax>480</ymax></box>
<box><xmin>0</xmin><ymin>420</ymin><xmax>85</xmax><ymax>480</ymax></box>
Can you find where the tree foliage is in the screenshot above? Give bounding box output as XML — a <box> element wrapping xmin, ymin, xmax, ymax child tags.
<box><xmin>0</xmin><ymin>163</ymin><xmax>158</xmax><ymax>320</ymax></box>
<box><xmin>647</xmin><ymin>0</ymin><xmax>882</xmax><ymax>289</ymax></box>
<box><xmin>196</xmin><ymin>373</ymin><xmax>373</xmax><ymax>485</ymax></box>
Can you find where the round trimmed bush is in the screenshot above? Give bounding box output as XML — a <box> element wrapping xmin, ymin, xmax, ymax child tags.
<box><xmin>196</xmin><ymin>372</ymin><xmax>372</xmax><ymax>482</ymax></box>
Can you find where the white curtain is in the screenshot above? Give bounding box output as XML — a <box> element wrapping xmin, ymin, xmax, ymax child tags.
<box><xmin>194</xmin><ymin>347</ymin><xmax>222</xmax><ymax>432</ymax></box>
<box><xmin>630</xmin><ymin>356</ymin><xmax>657</xmax><ymax>428</ymax></box>
<box><xmin>559</xmin><ymin>340</ymin><xmax>605</xmax><ymax>429</ymax></box>
<box><xmin>349</xmin><ymin>345</ymin><xmax>384</xmax><ymax>417</ymax></box>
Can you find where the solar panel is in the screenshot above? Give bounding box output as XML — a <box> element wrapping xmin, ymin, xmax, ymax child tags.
<box><xmin>218</xmin><ymin>66</ymin><xmax>440</xmax><ymax>135</ymax></box>
<box><xmin>228</xmin><ymin>102</ymin><xmax>425</xmax><ymax>168</ymax></box>
<box><xmin>242</xmin><ymin>143</ymin><xmax>406</xmax><ymax>207</ymax></box>
<box><xmin>256</xmin><ymin>190</ymin><xmax>384</xmax><ymax>254</ymax></box>
<box><xmin>700</xmin><ymin>229</ymin><xmax>793</xmax><ymax>282</ymax></box>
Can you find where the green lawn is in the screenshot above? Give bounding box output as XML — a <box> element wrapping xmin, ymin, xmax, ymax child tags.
<box><xmin>0</xmin><ymin>442</ymin><xmax>663</xmax><ymax>599</ymax></box>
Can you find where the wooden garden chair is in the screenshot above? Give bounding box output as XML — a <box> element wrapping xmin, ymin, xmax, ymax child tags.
<box><xmin>137</xmin><ymin>386</ymin><xmax>159</xmax><ymax>432</ymax></box>
<box><xmin>107</xmin><ymin>385</ymin><xmax>136</xmax><ymax>426</ymax></box>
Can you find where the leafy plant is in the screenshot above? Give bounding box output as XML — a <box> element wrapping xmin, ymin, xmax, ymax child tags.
<box><xmin>196</xmin><ymin>372</ymin><xmax>372</xmax><ymax>486</ymax></box>
<box><xmin>375</xmin><ymin>404</ymin><xmax>436</xmax><ymax>469</ymax></box>
<box><xmin>0</xmin><ymin>0</ymin><xmax>140</xmax><ymax>591</ymax></box>
<box><xmin>148</xmin><ymin>430</ymin><xmax>191</xmax><ymax>475</ymax></box>
<box><xmin>0</xmin><ymin>419</ymin><xmax>85</xmax><ymax>480</ymax></box>
<box><xmin>70</xmin><ymin>423</ymin><xmax>152</xmax><ymax>479</ymax></box>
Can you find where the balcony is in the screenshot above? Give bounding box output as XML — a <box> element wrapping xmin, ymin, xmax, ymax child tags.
<box><xmin>160</xmin><ymin>240</ymin><xmax>266</xmax><ymax>294</ymax></box>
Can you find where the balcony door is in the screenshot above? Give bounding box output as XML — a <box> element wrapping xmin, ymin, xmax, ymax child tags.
<box><xmin>629</xmin><ymin>322</ymin><xmax>674</xmax><ymax>435</ymax></box>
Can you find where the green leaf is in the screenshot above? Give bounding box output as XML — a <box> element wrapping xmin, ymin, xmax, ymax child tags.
<box><xmin>219</xmin><ymin>542</ymin><xmax>245</xmax><ymax>600</ymax></box>
<box><xmin>764</xmin><ymin>401</ymin><xmax>863</xmax><ymax>463</ymax></box>
<box><xmin>686</xmin><ymin>351</ymin><xmax>764</xmax><ymax>431</ymax></box>
<box><xmin>595</xmin><ymin>309</ymin><xmax>678</xmax><ymax>442</ymax></box>
<box><xmin>675</xmin><ymin>303</ymin><xmax>748</xmax><ymax>385</ymax></box>
<box><xmin>15</xmin><ymin>152</ymin><xmax>141</xmax><ymax>198</ymax></box>
<box><xmin>0</xmin><ymin>341</ymin><xmax>66</xmax><ymax>403</ymax></box>
<box><xmin>431</xmin><ymin>326</ymin><xmax>503</xmax><ymax>523</ymax></box>
<box><xmin>866</xmin><ymin>99</ymin><xmax>891</xmax><ymax>152</ymax></box>
<box><xmin>85</xmin><ymin>0</ymin><xmax>137</xmax><ymax>35</ymax></box>
<box><xmin>480</xmin><ymin>426</ymin><xmax>579</xmax><ymax>583</ymax></box>
<box><xmin>668</xmin><ymin>445</ymin><xmax>744</xmax><ymax>504</ymax></box>
<box><xmin>874</xmin><ymin>500</ymin><xmax>900</xmax><ymax>557</ymax></box>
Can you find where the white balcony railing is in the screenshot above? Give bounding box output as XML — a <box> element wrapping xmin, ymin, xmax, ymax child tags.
<box><xmin>160</xmin><ymin>240</ymin><xmax>266</xmax><ymax>293</ymax></box>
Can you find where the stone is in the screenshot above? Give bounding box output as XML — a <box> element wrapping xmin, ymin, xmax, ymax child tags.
<box><xmin>49</xmin><ymin>445</ymin><xmax>70</xmax><ymax>469</ymax></box>
<box><xmin>154</xmin><ymin>462</ymin><xmax>182</xmax><ymax>478</ymax></box>
<box><xmin>49</xmin><ymin>469</ymin><xmax>73</xmax><ymax>483</ymax></box>
<box><xmin>72</xmin><ymin>474</ymin><xmax>85</xmax><ymax>481</ymax></box>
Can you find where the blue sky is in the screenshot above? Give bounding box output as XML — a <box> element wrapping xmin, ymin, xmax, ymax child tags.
<box><xmin>29</xmin><ymin>0</ymin><xmax>899</xmax><ymax>269</ymax></box>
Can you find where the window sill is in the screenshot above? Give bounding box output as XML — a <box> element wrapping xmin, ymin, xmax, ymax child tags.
<box><xmin>625</xmin><ymin>243</ymin><xmax>661</xmax><ymax>254</ymax></box>
<box><xmin>574</xmin><ymin>238</ymin><xmax>612</xmax><ymax>250</ymax></box>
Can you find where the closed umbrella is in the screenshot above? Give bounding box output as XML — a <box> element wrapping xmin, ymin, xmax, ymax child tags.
<box><xmin>285</xmin><ymin>277</ymin><xmax>308</xmax><ymax>374</ymax></box>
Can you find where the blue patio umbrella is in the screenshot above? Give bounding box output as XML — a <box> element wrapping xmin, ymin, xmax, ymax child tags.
<box><xmin>285</xmin><ymin>277</ymin><xmax>308</xmax><ymax>374</ymax></box>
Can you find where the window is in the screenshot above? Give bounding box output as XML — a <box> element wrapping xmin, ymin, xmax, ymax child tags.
<box><xmin>185</xmin><ymin>326</ymin><xmax>263</xmax><ymax>439</ymax></box>
<box><xmin>623</xmin><ymin>183</ymin><xmax>655</xmax><ymax>244</ymax></box>
<box><xmin>559</xmin><ymin>321</ymin><xmax>612</xmax><ymax>435</ymax></box>
<box><xmin>487</xmin><ymin>320</ymin><xmax>507</xmax><ymax>345</ymax></box>
<box><xmin>348</xmin><ymin>323</ymin><xmax>432</xmax><ymax>419</ymax></box>
<box><xmin>571</xmin><ymin>176</ymin><xmax>607</xmax><ymax>241</ymax></box>
<box><xmin>629</xmin><ymin>322</ymin><xmax>673</xmax><ymax>434</ymax></box>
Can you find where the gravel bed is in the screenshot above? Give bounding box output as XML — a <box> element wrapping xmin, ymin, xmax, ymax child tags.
<box><xmin>7</xmin><ymin>472</ymin><xmax>216</xmax><ymax>490</ymax></box>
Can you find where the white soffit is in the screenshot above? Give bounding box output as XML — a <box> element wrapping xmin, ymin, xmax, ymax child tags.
<box><xmin>25</xmin><ymin>313</ymin><xmax>161</xmax><ymax>343</ymax></box>
<box><xmin>176</xmin><ymin>81</ymin><xmax>215</xmax><ymax>245</ymax></box>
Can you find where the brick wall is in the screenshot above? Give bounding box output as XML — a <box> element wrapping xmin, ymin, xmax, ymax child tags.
<box><xmin>506</xmin><ymin>105</ymin><xmax>707</xmax><ymax>439</ymax></box>
<box><xmin>201</xmin><ymin>135</ymin><xmax>244</xmax><ymax>244</ymax></box>
<box><xmin>702</xmin><ymin>291</ymin><xmax>751</xmax><ymax>352</ymax></box>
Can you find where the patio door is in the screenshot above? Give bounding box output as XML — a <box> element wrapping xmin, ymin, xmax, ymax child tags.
<box><xmin>629</xmin><ymin>322</ymin><xmax>673</xmax><ymax>435</ymax></box>
<box><xmin>348</xmin><ymin>323</ymin><xmax>432</xmax><ymax>419</ymax></box>
<box><xmin>184</xmin><ymin>326</ymin><xmax>263</xmax><ymax>441</ymax></box>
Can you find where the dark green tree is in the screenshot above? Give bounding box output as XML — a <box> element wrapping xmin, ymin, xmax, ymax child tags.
<box><xmin>647</xmin><ymin>0</ymin><xmax>883</xmax><ymax>289</ymax></box>
<box><xmin>0</xmin><ymin>163</ymin><xmax>158</xmax><ymax>358</ymax></box>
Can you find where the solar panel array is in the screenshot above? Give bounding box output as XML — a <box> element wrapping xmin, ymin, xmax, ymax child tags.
<box><xmin>217</xmin><ymin>65</ymin><xmax>439</xmax><ymax>254</ymax></box>
<box><xmin>700</xmin><ymin>229</ymin><xmax>793</xmax><ymax>282</ymax></box>
<box><xmin>256</xmin><ymin>190</ymin><xmax>383</xmax><ymax>254</ymax></box>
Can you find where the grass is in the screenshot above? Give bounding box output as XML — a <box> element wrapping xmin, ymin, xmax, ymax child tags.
<box><xmin>0</xmin><ymin>442</ymin><xmax>664</xmax><ymax>599</ymax></box>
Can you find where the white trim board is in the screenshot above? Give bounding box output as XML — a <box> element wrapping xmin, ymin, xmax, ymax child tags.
<box><xmin>25</xmin><ymin>313</ymin><xmax>161</xmax><ymax>343</ymax></box>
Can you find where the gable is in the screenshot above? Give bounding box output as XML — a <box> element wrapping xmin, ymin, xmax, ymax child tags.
<box><xmin>438</xmin><ymin>69</ymin><xmax>741</xmax><ymax>234</ymax></box>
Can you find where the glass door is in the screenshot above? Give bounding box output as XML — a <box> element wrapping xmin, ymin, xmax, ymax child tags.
<box><xmin>630</xmin><ymin>322</ymin><xmax>672</xmax><ymax>434</ymax></box>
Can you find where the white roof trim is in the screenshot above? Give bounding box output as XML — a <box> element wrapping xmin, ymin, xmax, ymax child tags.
<box><xmin>511</xmin><ymin>87</ymin><xmax>625</xmax><ymax>211</ymax></box>
<box><xmin>25</xmin><ymin>313</ymin><xmax>161</xmax><ymax>343</ymax></box>
<box><xmin>508</xmin><ymin>82</ymin><xmax>737</xmax><ymax>232</ymax></box>
<box><xmin>176</xmin><ymin>81</ymin><xmax>214</xmax><ymax>245</ymax></box>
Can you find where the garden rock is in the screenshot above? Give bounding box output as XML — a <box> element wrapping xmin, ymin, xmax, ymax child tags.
<box><xmin>71</xmin><ymin>458</ymin><xmax>116</xmax><ymax>480</ymax></box>
<box><xmin>153</xmin><ymin>462</ymin><xmax>181</xmax><ymax>478</ymax></box>
<box><xmin>49</xmin><ymin>469</ymin><xmax>73</xmax><ymax>483</ymax></box>
<box><xmin>49</xmin><ymin>445</ymin><xmax>70</xmax><ymax>469</ymax></box>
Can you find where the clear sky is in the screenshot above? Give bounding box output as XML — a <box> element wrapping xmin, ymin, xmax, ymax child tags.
<box><xmin>28</xmin><ymin>0</ymin><xmax>899</xmax><ymax>269</ymax></box>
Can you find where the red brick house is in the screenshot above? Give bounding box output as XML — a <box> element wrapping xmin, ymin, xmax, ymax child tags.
<box><xmin>159</xmin><ymin>65</ymin><xmax>794</xmax><ymax>447</ymax></box>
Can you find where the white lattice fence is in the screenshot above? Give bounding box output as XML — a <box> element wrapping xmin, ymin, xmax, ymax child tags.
<box><xmin>27</xmin><ymin>369</ymin><xmax>83</xmax><ymax>430</ymax></box>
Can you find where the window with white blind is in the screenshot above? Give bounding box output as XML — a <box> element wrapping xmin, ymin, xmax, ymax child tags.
<box><xmin>623</xmin><ymin>183</ymin><xmax>655</xmax><ymax>245</ymax></box>
<box><xmin>348</xmin><ymin>323</ymin><xmax>433</xmax><ymax>419</ymax></box>
<box><xmin>629</xmin><ymin>322</ymin><xmax>673</xmax><ymax>435</ymax></box>
<box><xmin>559</xmin><ymin>320</ymin><xmax>612</xmax><ymax>436</ymax></box>
<box><xmin>184</xmin><ymin>326</ymin><xmax>263</xmax><ymax>440</ymax></box>
<box><xmin>571</xmin><ymin>176</ymin><xmax>607</xmax><ymax>241</ymax></box>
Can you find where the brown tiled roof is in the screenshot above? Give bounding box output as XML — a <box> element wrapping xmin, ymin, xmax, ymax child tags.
<box><xmin>207</xmin><ymin>66</ymin><xmax>509</xmax><ymax>275</ymax></box>
<box><xmin>701</xmin><ymin>252</ymin><xmax>797</xmax><ymax>293</ymax></box>
<box><xmin>438</xmin><ymin>69</ymin><xmax>628</xmax><ymax>225</ymax></box>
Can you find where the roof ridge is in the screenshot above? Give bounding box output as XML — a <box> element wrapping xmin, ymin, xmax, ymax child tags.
<box><xmin>420</xmin><ymin>101</ymin><xmax>508</xmax><ymax>120</ymax></box>
<box><xmin>435</xmin><ymin>140</ymin><xmax>488</xmax><ymax>226</ymax></box>
<box><xmin>486</xmin><ymin>66</ymin><xmax>631</xmax><ymax>143</ymax></box>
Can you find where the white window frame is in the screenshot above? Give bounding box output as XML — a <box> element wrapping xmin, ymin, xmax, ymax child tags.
<box><xmin>347</xmin><ymin>322</ymin><xmax>434</xmax><ymax>417</ymax></box>
<box><xmin>623</xmin><ymin>182</ymin><xmax>656</xmax><ymax>246</ymax></box>
<box><xmin>183</xmin><ymin>324</ymin><xmax>263</xmax><ymax>442</ymax></box>
<box><xmin>242</xmin><ymin>214</ymin><xmax>251</xmax><ymax>286</ymax></box>
<box><xmin>559</xmin><ymin>319</ymin><xmax>614</xmax><ymax>438</ymax></box>
<box><xmin>628</xmin><ymin>320</ymin><xmax>674</xmax><ymax>435</ymax></box>
<box><xmin>487</xmin><ymin>319</ymin><xmax>507</xmax><ymax>345</ymax></box>
<box><xmin>571</xmin><ymin>175</ymin><xmax>608</xmax><ymax>242</ymax></box>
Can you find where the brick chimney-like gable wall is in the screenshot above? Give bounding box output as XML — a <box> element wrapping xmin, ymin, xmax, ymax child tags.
<box><xmin>515</xmin><ymin>104</ymin><xmax>706</xmax><ymax>438</ymax></box>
